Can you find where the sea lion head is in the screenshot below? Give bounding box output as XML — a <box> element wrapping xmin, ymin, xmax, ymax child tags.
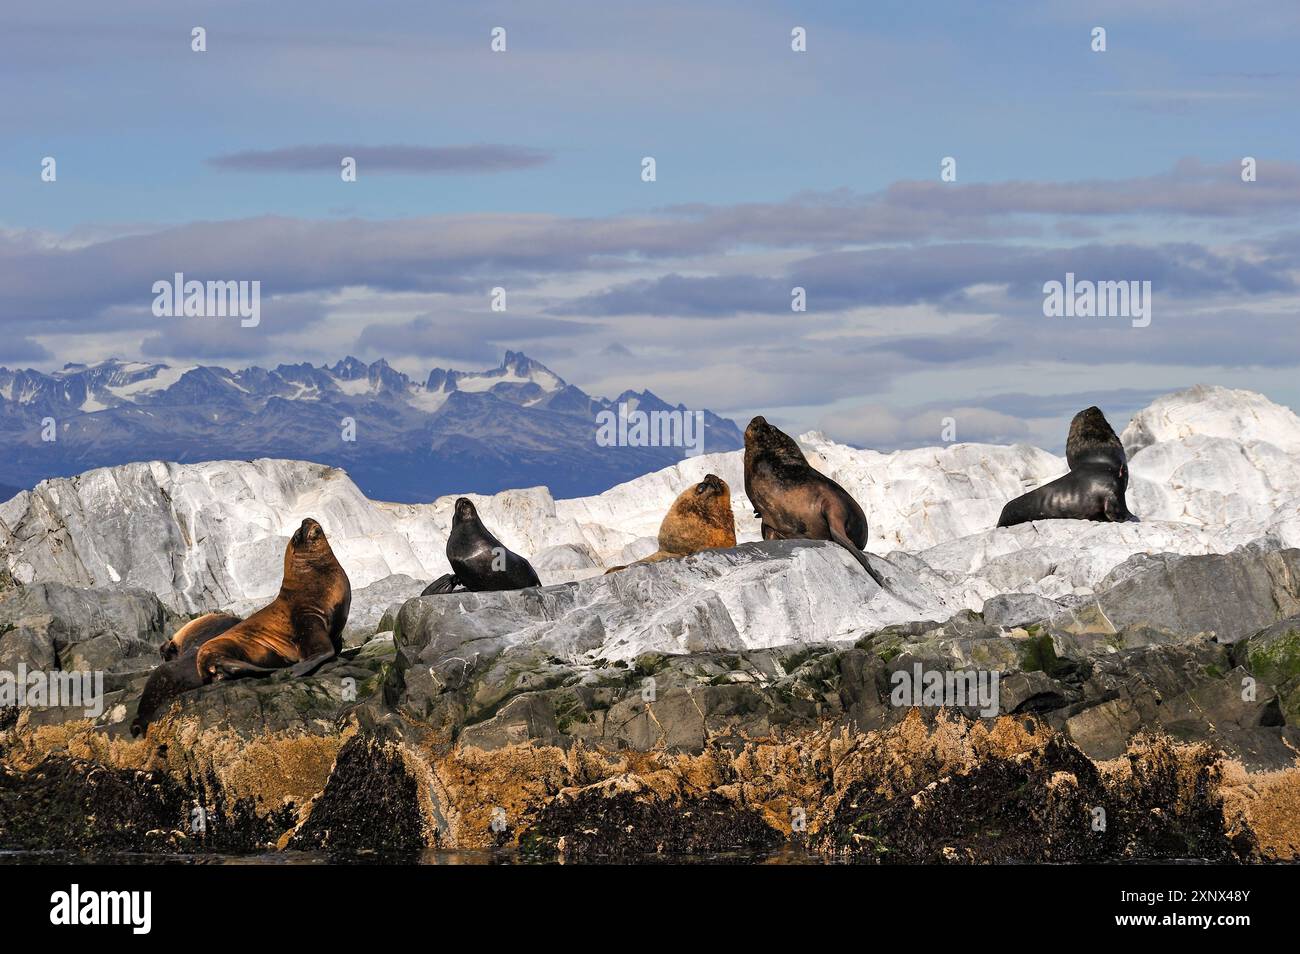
<box><xmin>285</xmin><ymin>517</ymin><xmax>341</xmax><ymax>578</ymax></box>
<box><xmin>1066</xmin><ymin>405</ymin><xmax>1126</xmax><ymax>473</ymax></box>
<box><xmin>453</xmin><ymin>497</ymin><xmax>480</xmax><ymax>524</ymax></box>
<box><xmin>688</xmin><ymin>473</ymin><xmax>733</xmax><ymax>521</ymax></box>
<box><xmin>695</xmin><ymin>473</ymin><xmax>727</xmax><ymax>499</ymax></box>
<box><xmin>292</xmin><ymin>522</ymin><xmax>327</xmax><ymax>553</ymax></box>
<box><xmin>745</xmin><ymin>415</ymin><xmax>806</xmax><ymax>465</ymax></box>
<box><xmin>660</xmin><ymin>474</ymin><xmax>737</xmax><ymax>552</ymax></box>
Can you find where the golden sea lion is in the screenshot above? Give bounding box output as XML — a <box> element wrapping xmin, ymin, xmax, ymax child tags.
<box><xmin>605</xmin><ymin>473</ymin><xmax>737</xmax><ymax>573</ymax></box>
<box><xmin>132</xmin><ymin>517</ymin><xmax>351</xmax><ymax>735</ymax></box>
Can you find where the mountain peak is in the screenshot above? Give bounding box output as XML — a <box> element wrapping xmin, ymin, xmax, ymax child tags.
<box><xmin>331</xmin><ymin>356</ymin><xmax>368</xmax><ymax>380</ymax></box>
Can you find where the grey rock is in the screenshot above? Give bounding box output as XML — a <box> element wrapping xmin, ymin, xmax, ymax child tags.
<box><xmin>0</xmin><ymin>582</ymin><xmax>172</xmax><ymax>680</ymax></box>
<box><xmin>617</xmin><ymin>536</ymin><xmax>660</xmax><ymax>565</ymax></box>
<box><xmin>981</xmin><ymin>593</ymin><xmax>1065</xmax><ymax>630</ymax></box>
<box><xmin>1243</xmin><ymin>615</ymin><xmax>1300</xmax><ymax>724</ymax></box>
<box><xmin>114</xmin><ymin>640</ymin><xmax>396</xmax><ymax>737</ymax></box>
<box><xmin>1047</xmin><ymin>547</ymin><xmax>1300</xmax><ymax>645</ymax></box>
<box><xmin>390</xmin><ymin>539</ymin><xmax>960</xmax><ymax>719</ymax></box>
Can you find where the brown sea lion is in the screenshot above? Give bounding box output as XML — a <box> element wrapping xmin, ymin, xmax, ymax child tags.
<box><xmin>605</xmin><ymin>474</ymin><xmax>737</xmax><ymax>573</ymax></box>
<box><xmin>132</xmin><ymin>518</ymin><xmax>351</xmax><ymax>735</ymax></box>
<box><xmin>159</xmin><ymin>612</ymin><xmax>241</xmax><ymax>661</ymax></box>
<box><xmin>743</xmin><ymin>416</ymin><xmax>888</xmax><ymax>588</ymax></box>
<box><xmin>422</xmin><ymin>497</ymin><xmax>541</xmax><ymax>595</ymax></box>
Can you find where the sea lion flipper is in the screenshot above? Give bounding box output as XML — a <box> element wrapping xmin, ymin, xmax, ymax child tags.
<box><xmin>422</xmin><ymin>573</ymin><xmax>460</xmax><ymax>596</ymax></box>
<box><xmin>288</xmin><ymin>651</ymin><xmax>335</xmax><ymax>678</ymax></box>
<box><xmin>208</xmin><ymin>657</ymin><xmax>280</xmax><ymax>680</ymax></box>
<box><xmin>1103</xmin><ymin>493</ymin><xmax>1132</xmax><ymax>523</ymax></box>
<box><xmin>827</xmin><ymin>523</ymin><xmax>888</xmax><ymax>589</ymax></box>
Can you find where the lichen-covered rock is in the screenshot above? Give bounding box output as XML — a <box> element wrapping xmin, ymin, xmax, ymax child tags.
<box><xmin>128</xmin><ymin>638</ymin><xmax>396</xmax><ymax>737</ymax></box>
<box><xmin>1245</xmin><ymin>616</ymin><xmax>1300</xmax><ymax>724</ymax></box>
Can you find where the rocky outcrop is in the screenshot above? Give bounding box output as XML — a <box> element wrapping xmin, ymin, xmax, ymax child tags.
<box><xmin>8</xmin><ymin>384</ymin><xmax>1300</xmax><ymax>616</ymax></box>
<box><xmin>5</xmin><ymin>384</ymin><xmax>1300</xmax><ymax>861</ymax></box>
<box><xmin>0</xmin><ymin>583</ymin><xmax>175</xmax><ymax>728</ymax></box>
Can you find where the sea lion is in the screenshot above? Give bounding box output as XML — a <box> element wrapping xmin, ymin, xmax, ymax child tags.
<box><xmin>743</xmin><ymin>416</ymin><xmax>888</xmax><ymax>588</ymax></box>
<box><xmin>159</xmin><ymin>612</ymin><xmax>240</xmax><ymax>661</ymax></box>
<box><xmin>605</xmin><ymin>474</ymin><xmax>737</xmax><ymax>573</ymax></box>
<box><xmin>996</xmin><ymin>464</ymin><xmax>1133</xmax><ymax>527</ymax></box>
<box><xmin>997</xmin><ymin>406</ymin><xmax>1134</xmax><ymax>528</ymax></box>
<box><xmin>132</xmin><ymin>518</ymin><xmax>351</xmax><ymax>735</ymax></box>
<box><xmin>1066</xmin><ymin>405</ymin><xmax>1128</xmax><ymax>490</ymax></box>
<box><xmin>422</xmin><ymin>497</ymin><xmax>541</xmax><ymax>595</ymax></box>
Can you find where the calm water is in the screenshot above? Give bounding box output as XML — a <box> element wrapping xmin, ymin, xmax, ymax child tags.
<box><xmin>0</xmin><ymin>846</ymin><xmax>835</xmax><ymax>865</ymax></box>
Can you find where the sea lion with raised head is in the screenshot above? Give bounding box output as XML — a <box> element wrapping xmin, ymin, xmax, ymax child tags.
<box><xmin>132</xmin><ymin>518</ymin><xmax>351</xmax><ymax>735</ymax></box>
<box><xmin>422</xmin><ymin>497</ymin><xmax>541</xmax><ymax>595</ymax></box>
<box><xmin>743</xmin><ymin>416</ymin><xmax>888</xmax><ymax>588</ymax></box>
<box><xmin>997</xmin><ymin>406</ymin><xmax>1134</xmax><ymax>528</ymax></box>
<box><xmin>1066</xmin><ymin>405</ymin><xmax>1127</xmax><ymax>489</ymax></box>
<box><xmin>605</xmin><ymin>473</ymin><xmax>737</xmax><ymax>573</ymax></box>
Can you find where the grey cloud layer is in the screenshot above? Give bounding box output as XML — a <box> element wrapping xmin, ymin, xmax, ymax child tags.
<box><xmin>208</xmin><ymin>144</ymin><xmax>552</xmax><ymax>174</ymax></box>
<box><xmin>8</xmin><ymin>160</ymin><xmax>1297</xmax><ymax>331</ymax></box>
<box><xmin>3</xmin><ymin>160</ymin><xmax>1299</xmax><ymax>443</ymax></box>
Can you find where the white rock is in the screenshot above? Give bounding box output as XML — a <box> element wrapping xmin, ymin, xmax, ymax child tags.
<box><xmin>399</xmin><ymin>540</ymin><xmax>962</xmax><ymax>665</ymax></box>
<box><xmin>5</xmin><ymin>384</ymin><xmax>1300</xmax><ymax>645</ymax></box>
<box><xmin>1123</xmin><ymin>384</ymin><xmax>1300</xmax><ymax>455</ymax></box>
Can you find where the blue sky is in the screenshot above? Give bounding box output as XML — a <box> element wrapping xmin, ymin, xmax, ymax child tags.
<box><xmin>2</xmin><ymin>0</ymin><xmax>1298</xmax><ymax>449</ymax></box>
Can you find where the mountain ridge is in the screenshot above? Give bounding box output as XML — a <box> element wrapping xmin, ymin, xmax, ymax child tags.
<box><xmin>0</xmin><ymin>352</ymin><xmax>743</xmax><ymax>502</ymax></box>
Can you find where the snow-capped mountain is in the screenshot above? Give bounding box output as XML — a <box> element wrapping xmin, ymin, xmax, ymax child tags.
<box><xmin>0</xmin><ymin>352</ymin><xmax>743</xmax><ymax>502</ymax></box>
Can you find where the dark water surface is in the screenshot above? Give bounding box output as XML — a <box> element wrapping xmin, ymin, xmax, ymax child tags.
<box><xmin>1</xmin><ymin>846</ymin><xmax>836</xmax><ymax>865</ymax></box>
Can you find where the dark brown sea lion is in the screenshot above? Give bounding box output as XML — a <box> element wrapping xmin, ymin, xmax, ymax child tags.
<box><xmin>422</xmin><ymin>497</ymin><xmax>541</xmax><ymax>595</ymax></box>
<box><xmin>132</xmin><ymin>518</ymin><xmax>351</xmax><ymax>735</ymax></box>
<box><xmin>743</xmin><ymin>416</ymin><xmax>888</xmax><ymax>588</ymax></box>
<box><xmin>1066</xmin><ymin>405</ymin><xmax>1128</xmax><ymax>490</ymax></box>
<box><xmin>996</xmin><ymin>465</ymin><xmax>1133</xmax><ymax>528</ymax></box>
<box><xmin>998</xmin><ymin>406</ymin><xmax>1134</xmax><ymax>528</ymax></box>
<box><xmin>605</xmin><ymin>474</ymin><xmax>737</xmax><ymax>573</ymax></box>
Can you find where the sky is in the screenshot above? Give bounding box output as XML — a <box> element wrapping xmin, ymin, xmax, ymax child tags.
<box><xmin>1</xmin><ymin>0</ymin><xmax>1298</xmax><ymax>450</ymax></box>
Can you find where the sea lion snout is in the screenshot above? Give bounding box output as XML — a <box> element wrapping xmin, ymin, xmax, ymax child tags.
<box><xmin>454</xmin><ymin>497</ymin><xmax>478</xmax><ymax>521</ymax></box>
<box><xmin>292</xmin><ymin>518</ymin><xmax>324</xmax><ymax>547</ymax></box>
<box><xmin>696</xmin><ymin>473</ymin><xmax>726</xmax><ymax>495</ymax></box>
